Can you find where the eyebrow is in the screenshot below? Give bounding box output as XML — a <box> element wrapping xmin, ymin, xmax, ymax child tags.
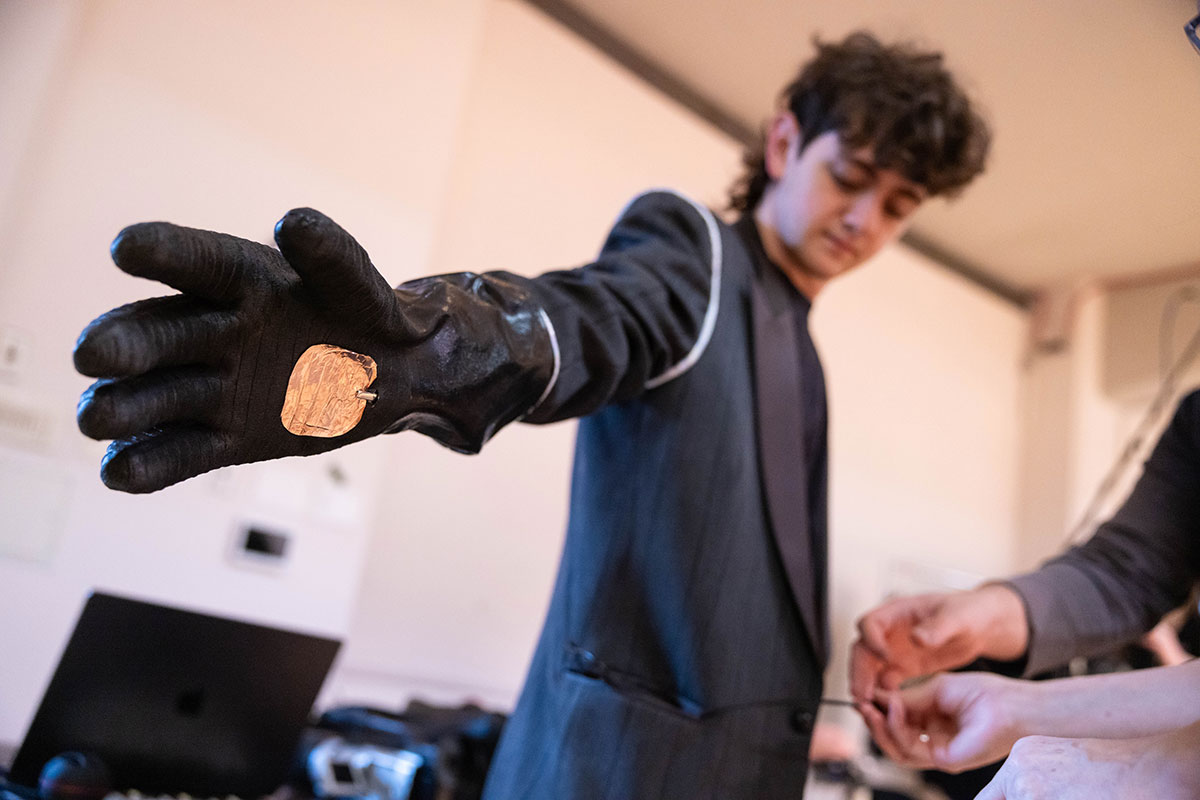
<box><xmin>843</xmin><ymin>155</ymin><xmax>878</xmax><ymax>175</ymax></box>
<box><xmin>840</xmin><ymin>153</ymin><xmax>928</xmax><ymax>200</ymax></box>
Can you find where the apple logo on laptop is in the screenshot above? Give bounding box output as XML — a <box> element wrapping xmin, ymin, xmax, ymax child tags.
<box><xmin>175</xmin><ymin>686</ymin><xmax>207</xmax><ymax>717</ymax></box>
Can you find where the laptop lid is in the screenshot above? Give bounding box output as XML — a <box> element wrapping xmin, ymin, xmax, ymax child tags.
<box><xmin>10</xmin><ymin>592</ymin><xmax>340</xmax><ymax>797</ymax></box>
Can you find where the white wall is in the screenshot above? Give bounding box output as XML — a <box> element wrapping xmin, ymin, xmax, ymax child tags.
<box><xmin>1</xmin><ymin>0</ymin><xmax>1031</xmax><ymax>757</ymax></box>
<box><xmin>815</xmin><ymin>244</ymin><xmax>1027</xmax><ymax>719</ymax></box>
<box><xmin>1016</xmin><ymin>275</ymin><xmax>1200</xmax><ymax>569</ymax></box>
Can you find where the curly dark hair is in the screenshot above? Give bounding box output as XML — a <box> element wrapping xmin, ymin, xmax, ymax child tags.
<box><xmin>728</xmin><ymin>31</ymin><xmax>991</xmax><ymax>212</ymax></box>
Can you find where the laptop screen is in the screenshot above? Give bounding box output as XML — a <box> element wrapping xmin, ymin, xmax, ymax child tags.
<box><xmin>10</xmin><ymin>592</ymin><xmax>340</xmax><ymax>797</ymax></box>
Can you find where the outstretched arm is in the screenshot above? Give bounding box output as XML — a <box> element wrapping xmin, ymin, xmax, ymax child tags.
<box><xmin>851</xmin><ymin>391</ymin><xmax>1200</xmax><ymax>700</ymax></box>
<box><xmin>75</xmin><ymin>208</ymin><xmax>556</xmax><ymax>492</ymax></box>
<box><xmin>860</xmin><ymin>660</ymin><xmax>1200</xmax><ymax>773</ymax></box>
<box><xmin>1006</xmin><ymin>394</ymin><xmax>1200</xmax><ymax>674</ymax></box>
<box><xmin>76</xmin><ymin>191</ymin><xmax>721</xmax><ymax>492</ymax></box>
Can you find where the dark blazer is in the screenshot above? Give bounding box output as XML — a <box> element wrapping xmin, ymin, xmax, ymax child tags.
<box><xmin>484</xmin><ymin>190</ymin><xmax>828</xmax><ymax>799</ymax></box>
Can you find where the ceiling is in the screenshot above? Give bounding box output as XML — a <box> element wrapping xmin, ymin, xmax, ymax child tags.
<box><xmin>528</xmin><ymin>0</ymin><xmax>1200</xmax><ymax>303</ymax></box>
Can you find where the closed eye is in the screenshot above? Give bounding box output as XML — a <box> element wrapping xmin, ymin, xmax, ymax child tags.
<box><xmin>884</xmin><ymin>200</ymin><xmax>919</xmax><ymax>219</ymax></box>
<box><xmin>884</xmin><ymin>190</ymin><xmax>923</xmax><ymax>219</ymax></box>
<box><xmin>828</xmin><ymin>166</ymin><xmax>870</xmax><ymax>193</ymax></box>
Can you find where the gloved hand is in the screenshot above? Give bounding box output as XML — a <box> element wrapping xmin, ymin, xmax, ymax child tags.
<box><xmin>75</xmin><ymin>208</ymin><xmax>555</xmax><ymax>493</ymax></box>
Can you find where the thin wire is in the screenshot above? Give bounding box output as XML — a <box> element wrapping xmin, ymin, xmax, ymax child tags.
<box><xmin>1063</xmin><ymin>285</ymin><xmax>1200</xmax><ymax>545</ymax></box>
<box><xmin>1161</xmin><ymin>287</ymin><xmax>1200</xmax><ymax>381</ymax></box>
<box><xmin>819</xmin><ymin>697</ymin><xmax>859</xmax><ymax>707</ymax></box>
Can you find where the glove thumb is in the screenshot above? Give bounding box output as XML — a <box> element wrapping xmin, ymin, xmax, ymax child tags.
<box><xmin>275</xmin><ymin>208</ymin><xmax>398</xmax><ymax>326</ymax></box>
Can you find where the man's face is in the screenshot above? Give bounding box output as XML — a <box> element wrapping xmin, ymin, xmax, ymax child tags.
<box><xmin>755</xmin><ymin>122</ymin><xmax>928</xmax><ymax>299</ymax></box>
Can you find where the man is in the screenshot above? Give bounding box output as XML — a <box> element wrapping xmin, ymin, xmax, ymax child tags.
<box><xmin>850</xmin><ymin>13</ymin><xmax>1200</xmax><ymax>796</ymax></box>
<box><xmin>75</xmin><ymin>33</ymin><xmax>989</xmax><ymax>799</ymax></box>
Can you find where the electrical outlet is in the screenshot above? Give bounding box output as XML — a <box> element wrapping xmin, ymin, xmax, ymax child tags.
<box><xmin>228</xmin><ymin>522</ymin><xmax>291</xmax><ymax>572</ymax></box>
<box><xmin>243</xmin><ymin>526</ymin><xmax>289</xmax><ymax>559</ymax></box>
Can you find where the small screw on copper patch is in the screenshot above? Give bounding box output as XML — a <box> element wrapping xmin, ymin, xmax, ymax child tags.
<box><xmin>281</xmin><ymin>344</ymin><xmax>378</xmax><ymax>437</ymax></box>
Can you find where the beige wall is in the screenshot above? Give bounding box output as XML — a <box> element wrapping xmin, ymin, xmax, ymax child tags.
<box><xmin>1016</xmin><ymin>276</ymin><xmax>1200</xmax><ymax>571</ymax></box>
<box><xmin>816</xmin><ymin>244</ymin><xmax>1026</xmax><ymax>710</ymax></box>
<box><xmin>0</xmin><ymin>0</ymin><xmax>488</xmax><ymax>742</ymax></box>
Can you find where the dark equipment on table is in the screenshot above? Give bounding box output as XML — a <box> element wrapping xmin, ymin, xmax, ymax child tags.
<box><xmin>300</xmin><ymin>701</ymin><xmax>506</xmax><ymax>800</ymax></box>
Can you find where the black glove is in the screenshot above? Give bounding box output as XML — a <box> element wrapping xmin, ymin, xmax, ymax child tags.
<box><xmin>74</xmin><ymin>208</ymin><xmax>555</xmax><ymax>493</ymax></box>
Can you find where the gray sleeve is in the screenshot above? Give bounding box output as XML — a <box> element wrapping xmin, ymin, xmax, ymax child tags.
<box><xmin>1007</xmin><ymin>390</ymin><xmax>1200</xmax><ymax>676</ymax></box>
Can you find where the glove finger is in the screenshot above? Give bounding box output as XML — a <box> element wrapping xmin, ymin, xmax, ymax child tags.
<box><xmin>99</xmin><ymin>425</ymin><xmax>236</xmax><ymax>493</ymax></box>
<box><xmin>74</xmin><ymin>295</ymin><xmax>239</xmax><ymax>377</ymax></box>
<box><xmin>273</xmin><ymin>208</ymin><xmax>399</xmax><ymax>330</ymax></box>
<box><xmin>77</xmin><ymin>367</ymin><xmax>223</xmax><ymax>440</ymax></box>
<box><xmin>111</xmin><ymin>221</ymin><xmax>282</xmax><ymax>302</ymax></box>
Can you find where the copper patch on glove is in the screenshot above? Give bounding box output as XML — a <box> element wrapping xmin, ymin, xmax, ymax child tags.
<box><xmin>281</xmin><ymin>344</ymin><xmax>377</xmax><ymax>437</ymax></box>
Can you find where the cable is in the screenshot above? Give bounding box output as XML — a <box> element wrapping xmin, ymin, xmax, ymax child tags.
<box><xmin>1160</xmin><ymin>286</ymin><xmax>1200</xmax><ymax>382</ymax></box>
<box><xmin>1062</xmin><ymin>284</ymin><xmax>1200</xmax><ymax>546</ymax></box>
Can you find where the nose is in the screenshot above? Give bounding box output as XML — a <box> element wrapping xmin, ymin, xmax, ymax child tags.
<box><xmin>842</xmin><ymin>193</ymin><xmax>882</xmax><ymax>237</ymax></box>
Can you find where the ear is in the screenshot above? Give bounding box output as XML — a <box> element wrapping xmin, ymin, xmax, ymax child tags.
<box><xmin>764</xmin><ymin>111</ymin><xmax>800</xmax><ymax>180</ymax></box>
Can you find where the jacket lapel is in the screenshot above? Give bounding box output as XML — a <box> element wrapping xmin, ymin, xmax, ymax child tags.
<box><xmin>751</xmin><ymin>270</ymin><xmax>825</xmax><ymax>665</ymax></box>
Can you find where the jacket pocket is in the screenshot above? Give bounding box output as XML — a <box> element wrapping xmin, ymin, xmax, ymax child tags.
<box><xmin>561</xmin><ymin>643</ymin><xmax>703</xmax><ymax>721</ymax></box>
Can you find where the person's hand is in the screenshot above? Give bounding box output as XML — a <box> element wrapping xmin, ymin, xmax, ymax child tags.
<box><xmin>974</xmin><ymin>729</ymin><xmax>1200</xmax><ymax>800</ymax></box>
<box><xmin>76</xmin><ymin>208</ymin><xmax>552</xmax><ymax>492</ymax></box>
<box><xmin>857</xmin><ymin>672</ymin><xmax>1031</xmax><ymax>773</ymax></box>
<box><xmin>850</xmin><ymin>584</ymin><xmax>1029</xmax><ymax>704</ymax></box>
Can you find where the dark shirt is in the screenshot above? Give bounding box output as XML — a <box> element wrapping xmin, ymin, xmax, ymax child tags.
<box><xmin>733</xmin><ymin>215</ymin><xmax>827</xmax><ymax>493</ymax></box>
<box><xmin>1009</xmin><ymin>388</ymin><xmax>1200</xmax><ymax>674</ymax></box>
<box><xmin>735</xmin><ymin>213</ymin><xmax>829</xmax><ymax>624</ymax></box>
<box><xmin>794</xmin><ymin>299</ymin><xmax>828</xmax><ymax>519</ymax></box>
